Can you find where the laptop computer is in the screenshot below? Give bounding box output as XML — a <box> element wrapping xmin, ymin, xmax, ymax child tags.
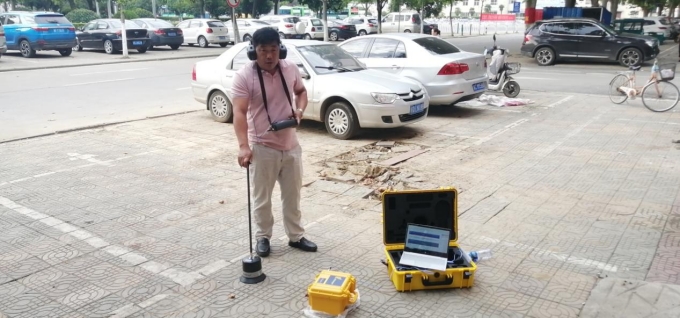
<box><xmin>398</xmin><ymin>223</ymin><xmax>450</xmax><ymax>271</ymax></box>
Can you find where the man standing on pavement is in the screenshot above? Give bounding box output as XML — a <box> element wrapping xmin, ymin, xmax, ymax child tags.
<box><xmin>230</xmin><ymin>27</ymin><xmax>318</xmax><ymax>257</ymax></box>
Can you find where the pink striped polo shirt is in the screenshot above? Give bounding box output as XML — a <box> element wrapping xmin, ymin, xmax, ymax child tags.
<box><xmin>231</xmin><ymin>59</ymin><xmax>304</xmax><ymax>151</ymax></box>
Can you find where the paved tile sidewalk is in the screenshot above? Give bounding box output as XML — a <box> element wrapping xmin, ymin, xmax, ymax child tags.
<box><xmin>1</xmin><ymin>91</ymin><xmax>679</xmax><ymax>317</ymax></box>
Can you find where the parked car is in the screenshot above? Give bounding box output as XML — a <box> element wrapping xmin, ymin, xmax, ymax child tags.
<box><xmin>190</xmin><ymin>40</ymin><xmax>429</xmax><ymax>139</ymax></box>
<box><xmin>257</xmin><ymin>15</ymin><xmax>305</xmax><ymax>39</ymax></box>
<box><xmin>521</xmin><ymin>18</ymin><xmax>660</xmax><ymax>67</ymax></box>
<box><xmin>643</xmin><ymin>17</ymin><xmax>673</xmax><ymax>40</ymax></box>
<box><xmin>380</xmin><ymin>12</ymin><xmax>422</xmax><ymax>33</ymax></box>
<box><xmin>343</xmin><ymin>17</ymin><xmax>378</xmax><ymax>36</ymax></box>
<box><xmin>338</xmin><ymin>33</ymin><xmax>487</xmax><ymax>106</ymax></box>
<box><xmin>0</xmin><ymin>11</ymin><xmax>76</xmax><ymax>58</ymax></box>
<box><xmin>75</xmin><ymin>19</ymin><xmax>149</xmax><ymax>54</ymax></box>
<box><xmin>176</xmin><ymin>18</ymin><xmax>229</xmax><ymax>47</ymax></box>
<box><xmin>327</xmin><ymin>20</ymin><xmax>357</xmax><ymax>41</ymax></box>
<box><xmin>132</xmin><ymin>18</ymin><xmax>183</xmax><ymax>50</ymax></box>
<box><xmin>233</xmin><ymin>19</ymin><xmax>277</xmax><ymax>42</ymax></box>
<box><xmin>0</xmin><ymin>22</ymin><xmax>6</xmax><ymax>58</ymax></box>
<box><xmin>299</xmin><ymin>17</ymin><xmax>325</xmax><ymax>40</ymax></box>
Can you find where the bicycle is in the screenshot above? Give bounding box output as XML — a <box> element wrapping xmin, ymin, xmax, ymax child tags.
<box><xmin>609</xmin><ymin>60</ymin><xmax>680</xmax><ymax>112</ymax></box>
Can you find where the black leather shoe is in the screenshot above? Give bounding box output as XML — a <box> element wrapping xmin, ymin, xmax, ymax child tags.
<box><xmin>288</xmin><ymin>237</ymin><xmax>317</xmax><ymax>252</ymax></box>
<box><xmin>256</xmin><ymin>238</ymin><xmax>270</xmax><ymax>257</ymax></box>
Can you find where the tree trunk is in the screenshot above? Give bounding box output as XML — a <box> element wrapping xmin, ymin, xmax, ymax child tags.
<box><xmin>565</xmin><ymin>0</ymin><xmax>576</xmax><ymax>8</ymax></box>
<box><xmin>274</xmin><ymin>0</ymin><xmax>279</xmax><ymax>15</ymax></box>
<box><xmin>420</xmin><ymin>1</ymin><xmax>425</xmax><ymax>34</ymax></box>
<box><xmin>67</xmin><ymin>0</ymin><xmax>76</xmax><ymax>10</ymax></box>
<box><xmin>657</xmin><ymin>5</ymin><xmax>663</xmax><ymax>16</ymax></box>
<box><xmin>669</xmin><ymin>5</ymin><xmax>677</xmax><ymax>17</ymax></box>
<box><xmin>590</xmin><ymin>0</ymin><xmax>599</xmax><ymax>6</ymax></box>
<box><xmin>610</xmin><ymin>0</ymin><xmax>619</xmax><ymax>20</ymax></box>
<box><xmin>252</xmin><ymin>0</ymin><xmax>257</xmax><ymax>18</ymax></box>
<box><xmin>377</xmin><ymin>0</ymin><xmax>383</xmax><ymax>33</ymax></box>
<box><xmin>323</xmin><ymin>0</ymin><xmax>328</xmax><ymax>41</ymax></box>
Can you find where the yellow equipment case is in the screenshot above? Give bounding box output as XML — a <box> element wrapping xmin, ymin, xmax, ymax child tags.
<box><xmin>307</xmin><ymin>270</ymin><xmax>359</xmax><ymax>316</ymax></box>
<box><xmin>382</xmin><ymin>187</ymin><xmax>477</xmax><ymax>292</ymax></box>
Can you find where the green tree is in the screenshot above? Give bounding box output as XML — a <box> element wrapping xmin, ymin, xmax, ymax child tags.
<box><xmin>66</xmin><ymin>8</ymin><xmax>100</xmax><ymax>23</ymax></box>
<box><xmin>468</xmin><ymin>6</ymin><xmax>474</xmax><ymax>17</ymax></box>
<box><xmin>498</xmin><ymin>3</ymin><xmax>504</xmax><ymax>13</ymax></box>
<box><xmin>483</xmin><ymin>3</ymin><xmax>490</xmax><ymax>12</ymax></box>
<box><xmin>236</xmin><ymin>0</ymin><xmax>272</xmax><ymax>18</ymax></box>
<box><xmin>454</xmin><ymin>6</ymin><xmax>461</xmax><ymax>17</ymax></box>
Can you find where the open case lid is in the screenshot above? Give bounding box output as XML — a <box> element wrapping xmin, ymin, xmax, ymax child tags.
<box><xmin>382</xmin><ymin>188</ymin><xmax>458</xmax><ymax>246</ymax></box>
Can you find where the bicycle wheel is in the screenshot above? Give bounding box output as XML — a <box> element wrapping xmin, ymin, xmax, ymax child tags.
<box><xmin>641</xmin><ymin>81</ymin><xmax>680</xmax><ymax>112</ymax></box>
<box><xmin>609</xmin><ymin>74</ymin><xmax>630</xmax><ymax>104</ymax></box>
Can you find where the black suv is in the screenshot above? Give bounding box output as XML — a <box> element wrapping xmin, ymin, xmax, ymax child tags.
<box><xmin>521</xmin><ymin>18</ymin><xmax>660</xmax><ymax>67</ymax></box>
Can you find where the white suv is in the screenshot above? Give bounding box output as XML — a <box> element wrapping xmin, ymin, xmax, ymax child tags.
<box><xmin>176</xmin><ymin>19</ymin><xmax>230</xmax><ymax>47</ymax></box>
<box><xmin>258</xmin><ymin>15</ymin><xmax>305</xmax><ymax>39</ymax></box>
<box><xmin>343</xmin><ymin>17</ymin><xmax>378</xmax><ymax>36</ymax></box>
<box><xmin>643</xmin><ymin>17</ymin><xmax>672</xmax><ymax>39</ymax></box>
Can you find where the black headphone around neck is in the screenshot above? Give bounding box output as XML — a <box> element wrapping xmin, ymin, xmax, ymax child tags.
<box><xmin>247</xmin><ymin>40</ymin><xmax>287</xmax><ymax>61</ymax></box>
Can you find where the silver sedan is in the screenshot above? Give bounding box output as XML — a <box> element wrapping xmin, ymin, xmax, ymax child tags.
<box><xmin>190</xmin><ymin>40</ymin><xmax>430</xmax><ymax>140</ymax></box>
<box><xmin>338</xmin><ymin>33</ymin><xmax>488</xmax><ymax>106</ymax></box>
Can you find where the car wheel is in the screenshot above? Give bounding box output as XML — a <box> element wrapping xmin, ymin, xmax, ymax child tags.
<box><xmin>304</xmin><ymin>33</ymin><xmax>312</xmax><ymax>40</ymax></box>
<box><xmin>219</xmin><ymin>43</ymin><xmax>227</xmax><ymax>47</ymax></box>
<box><xmin>104</xmin><ymin>40</ymin><xmax>115</xmax><ymax>54</ymax></box>
<box><xmin>170</xmin><ymin>44</ymin><xmax>180</xmax><ymax>50</ymax></box>
<box><xmin>198</xmin><ymin>36</ymin><xmax>208</xmax><ymax>48</ymax></box>
<box><xmin>59</xmin><ymin>48</ymin><xmax>72</xmax><ymax>57</ymax></box>
<box><xmin>137</xmin><ymin>47</ymin><xmax>147</xmax><ymax>53</ymax></box>
<box><xmin>358</xmin><ymin>30</ymin><xmax>367</xmax><ymax>36</ymax></box>
<box><xmin>535</xmin><ymin>47</ymin><xmax>554</xmax><ymax>66</ymax></box>
<box><xmin>209</xmin><ymin>91</ymin><xmax>233</xmax><ymax>123</ymax></box>
<box><xmin>404</xmin><ymin>29</ymin><xmax>411</xmax><ymax>33</ymax></box>
<box><xmin>279</xmin><ymin>32</ymin><xmax>285</xmax><ymax>39</ymax></box>
<box><xmin>325</xmin><ymin>102</ymin><xmax>359</xmax><ymax>140</ymax></box>
<box><xmin>19</xmin><ymin>40</ymin><xmax>36</xmax><ymax>58</ymax></box>
<box><xmin>243</xmin><ymin>34</ymin><xmax>252</xmax><ymax>42</ymax></box>
<box><xmin>329</xmin><ymin>31</ymin><xmax>338</xmax><ymax>41</ymax></box>
<box><xmin>74</xmin><ymin>40</ymin><xmax>83</xmax><ymax>51</ymax></box>
<box><xmin>619</xmin><ymin>47</ymin><xmax>642</xmax><ymax>67</ymax></box>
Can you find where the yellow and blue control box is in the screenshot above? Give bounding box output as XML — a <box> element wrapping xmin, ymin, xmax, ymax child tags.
<box><xmin>307</xmin><ymin>270</ymin><xmax>358</xmax><ymax>316</ymax></box>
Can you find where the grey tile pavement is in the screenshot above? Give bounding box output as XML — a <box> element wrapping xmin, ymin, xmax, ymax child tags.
<box><xmin>0</xmin><ymin>90</ymin><xmax>679</xmax><ymax>317</ymax></box>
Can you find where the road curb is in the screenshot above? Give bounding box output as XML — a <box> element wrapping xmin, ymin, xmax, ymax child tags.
<box><xmin>0</xmin><ymin>53</ymin><xmax>222</xmax><ymax>73</ymax></box>
<box><xmin>0</xmin><ymin>109</ymin><xmax>203</xmax><ymax>144</ymax></box>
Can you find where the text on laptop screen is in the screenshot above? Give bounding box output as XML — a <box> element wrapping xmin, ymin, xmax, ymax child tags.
<box><xmin>405</xmin><ymin>224</ymin><xmax>449</xmax><ymax>253</ymax></box>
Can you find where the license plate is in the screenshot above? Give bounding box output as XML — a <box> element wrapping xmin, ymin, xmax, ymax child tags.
<box><xmin>53</xmin><ymin>28</ymin><xmax>65</xmax><ymax>33</ymax></box>
<box><xmin>410</xmin><ymin>103</ymin><xmax>424</xmax><ymax>115</ymax></box>
<box><xmin>473</xmin><ymin>82</ymin><xmax>486</xmax><ymax>92</ymax></box>
<box><xmin>219</xmin><ymin>36</ymin><xmax>226</xmax><ymax>40</ymax></box>
<box><xmin>168</xmin><ymin>32</ymin><xmax>176</xmax><ymax>36</ymax></box>
<box><xmin>133</xmin><ymin>41</ymin><xmax>143</xmax><ymax>45</ymax></box>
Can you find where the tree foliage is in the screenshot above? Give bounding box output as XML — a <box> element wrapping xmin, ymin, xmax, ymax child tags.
<box><xmin>66</xmin><ymin>8</ymin><xmax>99</xmax><ymax>22</ymax></box>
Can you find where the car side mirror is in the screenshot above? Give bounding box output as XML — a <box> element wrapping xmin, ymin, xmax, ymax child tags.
<box><xmin>299</xmin><ymin>67</ymin><xmax>310</xmax><ymax>79</ymax></box>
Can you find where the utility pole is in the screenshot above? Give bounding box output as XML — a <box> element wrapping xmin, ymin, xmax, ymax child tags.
<box><xmin>152</xmin><ymin>0</ymin><xmax>157</xmax><ymax>17</ymax></box>
<box><xmin>108</xmin><ymin>0</ymin><xmax>112</xmax><ymax>18</ymax></box>
<box><xmin>231</xmin><ymin>7</ymin><xmax>240</xmax><ymax>44</ymax></box>
<box><xmin>323</xmin><ymin>0</ymin><xmax>328</xmax><ymax>41</ymax></box>
<box><xmin>478</xmin><ymin>0</ymin><xmax>484</xmax><ymax>34</ymax></box>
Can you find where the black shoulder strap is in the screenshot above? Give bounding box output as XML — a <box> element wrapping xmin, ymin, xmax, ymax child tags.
<box><xmin>255</xmin><ymin>63</ymin><xmax>296</xmax><ymax>122</ymax></box>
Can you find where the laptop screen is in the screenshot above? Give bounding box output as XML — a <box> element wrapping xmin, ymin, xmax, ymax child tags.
<box><xmin>404</xmin><ymin>224</ymin><xmax>449</xmax><ymax>258</ymax></box>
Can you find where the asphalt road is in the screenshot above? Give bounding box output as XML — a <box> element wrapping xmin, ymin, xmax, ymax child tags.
<box><xmin>1</xmin><ymin>33</ymin><xmax>679</xmax><ymax>142</ymax></box>
<box><xmin>0</xmin><ymin>58</ymin><xmax>203</xmax><ymax>142</ymax></box>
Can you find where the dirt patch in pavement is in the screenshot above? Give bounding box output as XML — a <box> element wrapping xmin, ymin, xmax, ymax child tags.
<box><xmin>316</xmin><ymin>141</ymin><xmax>433</xmax><ymax>199</ymax></box>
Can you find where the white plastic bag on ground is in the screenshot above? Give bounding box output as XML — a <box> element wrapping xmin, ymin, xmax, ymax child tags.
<box><xmin>303</xmin><ymin>289</ymin><xmax>361</xmax><ymax>318</ymax></box>
<box><xmin>458</xmin><ymin>94</ymin><xmax>532</xmax><ymax>107</ymax></box>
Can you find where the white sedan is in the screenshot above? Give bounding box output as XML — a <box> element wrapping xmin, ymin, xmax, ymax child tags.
<box><xmin>190</xmin><ymin>40</ymin><xmax>430</xmax><ymax>140</ymax></box>
<box><xmin>338</xmin><ymin>33</ymin><xmax>488</xmax><ymax>106</ymax></box>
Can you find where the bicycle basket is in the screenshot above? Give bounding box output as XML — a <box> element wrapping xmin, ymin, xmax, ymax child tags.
<box><xmin>659</xmin><ymin>63</ymin><xmax>676</xmax><ymax>81</ymax></box>
<box><xmin>505</xmin><ymin>62</ymin><xmax>521</xmax><ymax>75</ymax></box>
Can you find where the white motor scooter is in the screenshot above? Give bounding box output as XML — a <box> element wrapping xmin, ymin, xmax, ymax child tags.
<box><xmin>483</xmin><ymin>34</ymin><xmax>521</xmax><ymax>98</ymax></box>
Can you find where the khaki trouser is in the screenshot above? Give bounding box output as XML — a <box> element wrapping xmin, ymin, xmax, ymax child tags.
<box><xmin>249</xmin><ymin>143</ymin><xmax>305</xmax><ymax>242</ymax></box>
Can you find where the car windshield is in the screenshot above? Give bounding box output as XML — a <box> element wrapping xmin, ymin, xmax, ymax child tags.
<box><xmin>413</xmin><ymin>37</ymin><xmax>461</xmax><ymax>54</ymax></box>
<box><xmin>297</xmin><ymin>44</ymin><xmax>365</xmax><ymax>74</ymax></box>
<box><xmin>368</xmin><ymin>19</ymin><xmax>377</xmax><ymax>24</ymax></box>
<box><xmin>147</xmin><ymin>20</ymin><xmax>174</xmax><ymax>28</ymax></box>
<box><xmin>109</xmin><ymin>20</ymin><xmax>144</xmax><ymax>28</ymax></box>
<box><xmin>35</xmin><ymin>15</ymin><xmax>70</xmax><ymax>24</ymax></box>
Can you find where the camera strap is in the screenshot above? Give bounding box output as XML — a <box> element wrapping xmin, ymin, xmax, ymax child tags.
<box><xmin>256</xmin><ymin>63</ymin><xmax>295</xmax><ymax>126</ymax></box>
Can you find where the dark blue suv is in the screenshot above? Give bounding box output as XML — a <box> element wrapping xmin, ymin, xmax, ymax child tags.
<box><xmin>0</xmin><ymin>11</ymin><xmax>77</xmax><ymax>58</ymax></box>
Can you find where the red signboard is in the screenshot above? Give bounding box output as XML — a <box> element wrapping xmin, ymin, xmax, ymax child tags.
<box><xmin>480</xmin><ymin>13</ymin><xmax>516</xmax><ymax>21</ymax></box>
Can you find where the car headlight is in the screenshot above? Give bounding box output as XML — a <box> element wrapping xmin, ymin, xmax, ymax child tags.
<box><xmin>645</xmin><ymin>39</ymin><xmax>657</xmax><ymax>47</ymax></box>
<box><xmin>371</xmin><ymin>93</ymin><xmax>397</xmax><ymax>104</ymax></box>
